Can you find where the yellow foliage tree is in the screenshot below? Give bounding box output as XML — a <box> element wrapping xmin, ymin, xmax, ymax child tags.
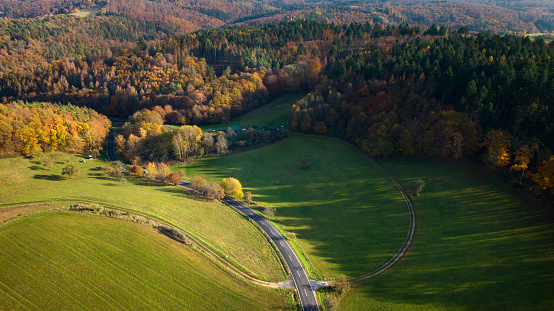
<box><xmin>220</xmin><ymin>177</ymin><xmax>244</xmax><ymax>199</ymax></box>
<box><xmin>531</xmin><ymin>156</ymin><xmax>554</xmax><ymax>194</ymax></box>
<box><xmin>484</xmin><ymin>130</ymin><xmax>511</xmax><ymax>168</ymax></box>
<box><xmin>145</xmin><ymin>162</ymin><xmax>158</xmax><ymax>179</ymax></box>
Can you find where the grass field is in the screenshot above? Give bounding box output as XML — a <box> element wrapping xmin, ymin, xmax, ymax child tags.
<box><xmin>200</xmin><ymin>93</ymin><xmax>304</xmax><ymax>131</ymax></box>
<box><xmin>0</xmin><ymin>154</ymin><xmax>286</xmax><ymax>282</ymax></box>
<box><xmin>68</xmin><ymin>5</ymin><xmax>105</xmax><ymax>17</ymax></box>
<box><xmin>0</xmin><ymin>211</ymin><xmax>288</xmax><ymax>310</ymax></box>
<box><xmin>339</xmin><ymin>159</ymin><xmax>554</xmax><ymax>310</ymax></box>
<box><xmin>175</xmin><ymin>134</ymin><xmax>409</xmax><ymax>279</ymax></box>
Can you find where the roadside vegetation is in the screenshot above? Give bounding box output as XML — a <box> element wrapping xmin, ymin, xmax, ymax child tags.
<box><xmin>0</xmin><ymin>211</ymin><xmax>288</xmax><ymax>310</ymax></box>
<box><xmin>176</xmin><ymin>134</ymin><xmax>410</xmax><ymax>280</ymax></box>
<box><xmin>338</xmin><ymin>159</ymin><xmax>554</xmax><ymax>310</ymax></box>
<box><xmin>0</xmin><ymin>153</ymin><xmax>287</xmax><ymax>282</ymax></box>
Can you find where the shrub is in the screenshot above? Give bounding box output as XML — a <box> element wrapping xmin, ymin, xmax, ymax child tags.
<box><xmin>333</xmin><ymin>275</ymin><xmax>350</xmax><ymax>294</ymax></box>
<box><xmin>408</xmin><ymin>179</ymin><xmax>425</xmax><ymax>196</ymax></box>
<box><xmin>206</xmin><ymin>182</ymin><xmax>225</xmax><ymax>200</ymax></box>
<box><xmin>130</xmin><ymin>165</ymin><xmax>143</xmax><ymax>175</ymax></box>
<box><xmin>155</xmin><ymin>226</ymin><xmax>192</xmax><ymax>245</ymax></box>
<box><xmin>262</xmin><ymin>206</ymin><xmax>276</xmax><ymax>218</ymax></box>
<box><xmin>244</xmin><ymin>191</ymin><xmax>253</xmax><ymax>204</ymax></box>
<box><xmin>166</xmin><ymin>172</ymin><xmax>181</xmax><ymax>185</ymax></box>
<box><xmin>61</xmin><ymin>164</ymin><xmax>79</xmax><ymax>179</ymax></box>
<box><xmin>191</xmin><ymin>175</ymin><xmax>209</xmax><ymax>193</ymax></box>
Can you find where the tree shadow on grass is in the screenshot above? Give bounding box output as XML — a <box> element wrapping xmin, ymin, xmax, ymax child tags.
<box><xmin>34</xmin><ymin>174</ymin><xmax>64</xmax><ymax>181</ymax></box>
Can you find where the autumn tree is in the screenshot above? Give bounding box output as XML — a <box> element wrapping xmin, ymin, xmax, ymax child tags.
<box><xmin>105</xmin><ymin>161</ymin><xmax>125</xmax><ymax>178</ymax></box>
<box><xmin>484</xmin><ymin>130</ymin><xmax>511</xmax><ymax>168</ymax></box>
<box><xmin>206</xmin><ymin>182</ymin><xmax>225</xmax><ymax>200</ymax></box>
<box><xmin>191</xmin><ymin>175</ymin><xmax>209</xmax><ymax>193</ymax></box>
<box><xmin>511</xmin><ymin>145</ymin><xmax>536</xmax><ymax>181</ymax></box>
<box><xmin>130</xmin><ymin>165</ymin><xmax>143</xmax><ymax>176</ymax></box>
<box><xmin>300</xmin><ymin>111</ymin><xmax>312</xmax><ymax>131</ymax></box>
<box><xmin>145</xmin><ymin>162</ymin><xmax>158</xmax><ymax>179</ymax></box>
<box><xmin>166</xmin><ymin>172</ymin><xmax>181</xmax><ymax>185</ymax></box>
<box><xmin>61</xmin><ymin>164</ymin><xmax>79</xmax><ymax>179</ymax></box>
<box><xmin>215</xmin><ymin>135</ymin><xmax>228</xmax><ymax>154</ymax></box>
<box><xmin>220</xmin><ymin>177</ymin><xmax>243</xmax><ymax>199</ymax></box>
<box><xmin>156</xmin><ymin>162</ymin><xmax>171</xmax><ymax>180</ymax></box>
<box><xmin>531</xmin><ymin>156</ymin><xmax>554</xmax><ymax>195</ymax></box>
<box><xmin>314</xmin><ymin>121</ymin><xmax>327</xmax><ymax>134</ymax></box>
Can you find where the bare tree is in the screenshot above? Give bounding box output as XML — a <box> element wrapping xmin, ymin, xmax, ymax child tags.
<box><xmin>215</xmin><ymin>135</ymin><xmax>228</xmax><ymax>154</ymax></box>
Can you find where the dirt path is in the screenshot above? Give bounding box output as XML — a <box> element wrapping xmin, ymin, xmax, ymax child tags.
<box><xmin>291</xmin><ymin>132</ymin><xmax>416</xmax><ymax>283</ymax></box>
<box><xmin>0</xmin><ymin>203</ymin><xmax>55</xmax><ymax>224</ymax></box>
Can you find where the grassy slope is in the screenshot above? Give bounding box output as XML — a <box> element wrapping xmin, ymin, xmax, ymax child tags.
<box><xmin>176</xmin><ymin>135</ymin><xmax>409</xmax><ymax>279</ymax></box>
<box><xmin>0</xmin><ymin>154</ymin><xmax>286</xmax><ymax>282</ymax></box>
<box><xmin>340</xmin><ymin>159</ymin><xmax>554</xmax><ymax>310</ymax></box>
<box><xmin>0</xmin><ymin>212</ymin><xmax>287</xmax><ymax>310</ymax></box>
<box><xmin>200</xmin><ymin>93</ymin><xmax>304</xmax><ymax>131</ymax></box>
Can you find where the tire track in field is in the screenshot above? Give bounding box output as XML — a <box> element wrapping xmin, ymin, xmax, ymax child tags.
<box><xmin>2</xmin><ymin>232</ymin><xmax>121</xmax><ymax>310</ymax></box>
<box><xmin>68</xmin><ymin>223</ymin><xmax>225</xmax><ymax>306</ymax></box>
<box><xmin>32</xmin><ymin>225</ymin><xmax>187</xmax><ymax>310</ymax></box>
<box><xmin>56</xmin><ymin>225</ymin><xmax>214</xmax><ymax>310</ymax></box>
<box><xmin>291</xmin><ymin>132</ymin><xmax>416</xmax><ymax>283</ymax></box>
<box><xmin>0</xmin><ymin>236</ymin><xmax>95</xmax><ymax>310</ymax></box>
<box><xmin>0</xmin><ymin>278</ymin><xmax>36</xmax><ymax>310</ymax></box>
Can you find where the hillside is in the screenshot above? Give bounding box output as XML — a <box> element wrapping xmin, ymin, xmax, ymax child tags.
<box><xmin>0</xmin><ymin>211</ymin><xmax>288</xmax><ymax>310</ymax></box>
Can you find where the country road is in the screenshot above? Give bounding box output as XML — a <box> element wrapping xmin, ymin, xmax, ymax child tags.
<box><xmin>107</xmin><ymin>128</ymin><xmax>320</xmax><ymax>311</ymax></box>
<box><xmin>182</xmin><ymin>181</ymin><xmax>321</xmax><ymax>311</ymax></box>
<box><xmin>106</xmin><ymin>127</ymin><xmax>417</xmax><ymax>310</ymax></box>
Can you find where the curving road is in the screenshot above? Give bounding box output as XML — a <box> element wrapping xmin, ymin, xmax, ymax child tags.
<box><xmin>107</xmin><ymin>129</ymin><xmax>320</xmax><ymax>310</ymax></box>
<box><xmin>106</xmin><ymin>127</ymin><xmax>417</xmax><ymax>309</ymax></box>
<box><xmin>181</xmin><ymin>181</ymin><xmax>320</xmax><ymax>311</ymax></box>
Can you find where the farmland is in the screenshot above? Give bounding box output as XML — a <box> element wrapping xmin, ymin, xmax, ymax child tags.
<box><xmin>0</xmin><ymin>211</ymin><xmax>288</xmax><ymax>310</ymax></box>
<box><xmin>0</xmin><ymin>153</ymin><xmax>286</xmax><ymax>282</ymax></box>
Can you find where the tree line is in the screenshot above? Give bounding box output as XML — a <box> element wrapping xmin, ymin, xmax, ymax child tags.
<box><xmin>0</xmin><ymin>101</ymin><xmax>111</xmax><ymax>157</ymax></box>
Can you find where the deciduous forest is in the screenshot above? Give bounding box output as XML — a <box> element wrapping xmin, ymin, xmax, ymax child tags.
<box><xmin>0</xmin><ymin>0</ymin><xmax>552</xmax><ymax>202</ymax></box>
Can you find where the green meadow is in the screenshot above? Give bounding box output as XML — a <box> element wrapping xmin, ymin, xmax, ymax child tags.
<box><xmin>0</xmin><ymin>212</ymin><xmax>287</xmax><ymax>310</ymax></box>
<box><xmin>177</xmin><ymin>128</ymin><xmax>554</xmax><ymax>310</ymax></box>
<box><xmin>200</xmin><ymin>93</ymin><xmax>304</xmax><ymax>131</ymax></box>
<box><xmin>0</xmin><ymin>154</ymin><xmax>286</xmax><ymax>282</ymax></box>
<box><xmin>338</xmin><ymin>159</ymin><xmax>554</xmax><ymax>310</ymax></box>
<box><xmin>175</xmin><ymin>134</ymin><xmax>410</xmax><ymax>279</ymax></box>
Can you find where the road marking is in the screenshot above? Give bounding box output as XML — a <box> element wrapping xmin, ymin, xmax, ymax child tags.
<box><xmin>303</xmin><ymin>288</ymin><xmax>308</xmax><ymax>296</ymax></box>
<box><xmin>288</xmin><ymin>255</ymin><xmax>292</xmax><ymax>261</ymax></box>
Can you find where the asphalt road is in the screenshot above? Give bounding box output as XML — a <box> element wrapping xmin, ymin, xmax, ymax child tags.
<box><xmin>181</xmin><ymin>181</ymin><xmax>320</xmax><ymax>311</ymax></box>
<box><xmin>106</xmin><ymin>129</ymin><xmax>118</xmax><ymax>162</ymax></box>
<box><xmin>106</xmin><ymin>131</ymin><xmax>319</xmax><ymax>310</ymax></box>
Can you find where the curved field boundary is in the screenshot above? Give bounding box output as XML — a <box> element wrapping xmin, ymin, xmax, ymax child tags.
<box><xmin>105</xmin><ymin>130</ymin><xmax>283</xmax><ymax>288</ymax></box>
<box><xmin>291</xmin><ymin>132</ymin><xmax>416</xmax><ymax>283</ymax></box>
<box><xmin>1</xmin><ymin>200</ymin><xmax>281</xmax><ymax>289</ymax></box>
